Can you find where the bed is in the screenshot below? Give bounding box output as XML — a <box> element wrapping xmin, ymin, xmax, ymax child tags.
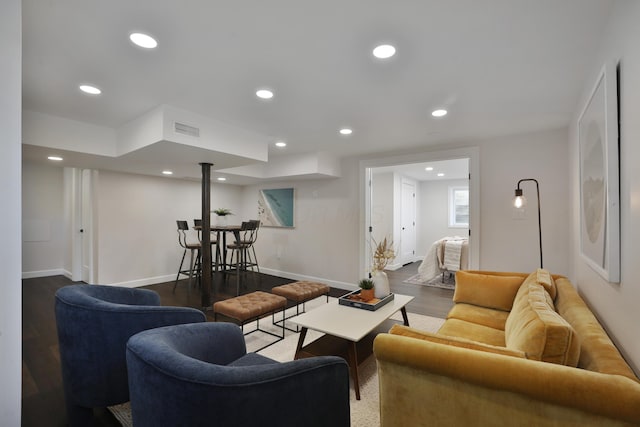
<box><xmin>417</xmin><ymin>236</ymin><xmax>469</xmax><ymax>282</ymax></box>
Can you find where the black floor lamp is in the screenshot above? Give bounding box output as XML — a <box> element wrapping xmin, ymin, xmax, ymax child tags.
<box><xmin>513</xmin><ymin>178</ymin><xmax>543</xmax><ymax>268</ymax></box>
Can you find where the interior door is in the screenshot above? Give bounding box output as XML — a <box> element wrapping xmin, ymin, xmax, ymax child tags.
<box><xmin>400</xmin><ymin>179</ymin><xmax>416</xmax><ymax>265</ymax></box>
<box><xmin>81</xmin><ymin>169</ymin><xmax>93</xmax><ymax>283</ymax></box>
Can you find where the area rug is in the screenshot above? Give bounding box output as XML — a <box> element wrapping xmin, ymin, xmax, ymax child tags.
<box><xmin>403</xmin><ymin>272</ymin><xmax>456</xmax><ymax>290</ymax></box>
<box><xmin>108</xmin><ymin>299</ymin><xmax>445</xmax><ymax>427</ymax></box>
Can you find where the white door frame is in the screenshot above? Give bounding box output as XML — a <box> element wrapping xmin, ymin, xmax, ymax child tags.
<box><xmin>67</xmin><ymin>168</ymin><xmax>97</xmax><ymax>283</ymax></box>
<box><xmin>67</xmin><ymin>168</ymin><xmax>83</xmax><ymax>281</ymax></box>
<box><xmin>360</xmin><ymin>147</ymin><xmax>480</xmax><ymax>278</ymax></box>
<box><xmin>399</xmin><ymin>177</ymin><xmax>417</xmax><ymax>266</ymax></box>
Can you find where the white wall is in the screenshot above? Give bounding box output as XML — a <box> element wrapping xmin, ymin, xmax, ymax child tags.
<box><xmin>22</xmin><ymin>127</ymin><xmax>571</xmax><ymax>292</ymax></box>
<box><xmin>96</xmin><ymin>171</ymin><xmax>243</xmax><ymax>286</ymax></box>
<box><xmin>569</xmin><ymin>0</ymin><xmax>640</xmax><ymax>373</ymax></box>
<box><xmin>22</xmin><ymin>162</ymin><xmax>65</xmax><ymax>277</ymax></box>
<box><xmin>371</xmin><ymin>172</ymin><xmax>394</xmax><ymax>245</ymax></box>
<box><xmin>23</xmin><ymin>110</ymin><xmax>117</xmax><ymax>156</ymax></box>
<box><xmin>237</xmin><ymin>129</ymin><xmax>568</xmax><ymax>289</ymax></box>
<box><xmin>240</xmin><ymin>159</ymin><xmax>360</xmax><ymax>289</ymax></box>
<box><xmin>0</xmin><ymin>0</ymin><xmax>22</xmax><ymax>423</ymax></box>
<box><xmin>418</xmin><ymin>178</ymin><xmax>469</xmax><ymax>256</ymax></box>
<box><xmin>479</xmin><ymin>128</ymin><xmax>570</xmax><ymax>275</ymax></box>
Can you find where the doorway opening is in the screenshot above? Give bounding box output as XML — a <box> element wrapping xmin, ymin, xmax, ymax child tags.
<box><xmin>360</xmin><ymin>147</ymin><xmax>479</xmax><ymax>279</ymax></box>
<box><xmin>67</xmin><ymin>167</ymin><xmax>97</xmax><ymax>283</ymax></box>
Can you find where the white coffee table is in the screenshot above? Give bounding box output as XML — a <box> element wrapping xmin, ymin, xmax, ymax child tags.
<box><xmin>289</xmin><ymin>293</ymin><xmax>414</xmax><ymax>399</ymax></box>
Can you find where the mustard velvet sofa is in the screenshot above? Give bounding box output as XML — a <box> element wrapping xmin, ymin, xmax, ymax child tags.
<box><xmin>373</xmin><ymin>269</ymin><xmax>640</xmax><ymax>426</ymax></box>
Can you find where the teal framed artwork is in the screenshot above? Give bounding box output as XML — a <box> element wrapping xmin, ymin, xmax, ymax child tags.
<box><xmin>258</xmin><ymin>188</ymin><xmax>294</xmax><ymax>228</ymax></box>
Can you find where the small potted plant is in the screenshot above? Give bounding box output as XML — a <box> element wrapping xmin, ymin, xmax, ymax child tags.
<box><xmin>358</xmin><ymin>278</ymin><xmax>375</xmax><ymax>302</ymax></box>
<box><xmin>213</xmin><ymin>208</ymin><xmax>232</xmax><ymax>216</ymax></box>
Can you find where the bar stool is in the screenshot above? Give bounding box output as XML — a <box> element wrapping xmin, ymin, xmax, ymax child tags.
<box><xmin>194</xmin><ymin>219</ymin><xmax>221</xmax><ymax>270</ymax></box>
<box><xmin>226</xmin><ymin>221</ymin><xmax>258</xmax><ymax>295</ymax></box>
<box><xmin>173</xmin><ymin>220</ymin><xmax>201</xmax><ymax>294</ymax></box>
<box><xmin>244</xmin><ymin>219</ymin><xmax>261</xmax><ymax>273</ymax></box>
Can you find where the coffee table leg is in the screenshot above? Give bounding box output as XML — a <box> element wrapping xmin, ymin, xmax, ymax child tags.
<box><xmin>347</xmin><ymin>341</ymin><xmax>361</xmax><ymax>400</ymax></box>
<box><xmin>294</xmin><ymin>327</ymin><xmax>308</xmax><ymax>360</ymax></box>
<box><xmin>401</xmin><ymin>307</ymin><xmax>410</xmax><ymax>326</ymax></box>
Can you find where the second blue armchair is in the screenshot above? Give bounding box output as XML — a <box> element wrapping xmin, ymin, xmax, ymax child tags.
<box><xmin>126</xmin><ymin>322</ymin><xmax>351</xmax><ymax>427</ymax></box>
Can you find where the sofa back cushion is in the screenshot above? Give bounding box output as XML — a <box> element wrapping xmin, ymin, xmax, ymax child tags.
<box><xmin>535</xmin><ymin>268</ymin><xmax>557</xmax><ymax>300</ymax></box>
<box><xmin>505</xmin><ymin>273</ymin><xmax>580</xmax><ymax>366</ymax></box>
<box><xmin>453</xmin><ymin>271</ymin><xmax>527</xmax><ymax>311</ymax></box>
<box><xmin>554</xmin><ymin>277</ymin><xmax>639</xmax><ymax>382</ymax></box>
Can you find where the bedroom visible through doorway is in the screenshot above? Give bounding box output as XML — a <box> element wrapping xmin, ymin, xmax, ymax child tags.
<box><xmin>360</xmin><ymin>147</ymin><xmax>479</xmax><ymax>280</ymax></box>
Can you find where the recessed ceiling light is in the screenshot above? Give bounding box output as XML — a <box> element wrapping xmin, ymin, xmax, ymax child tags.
<box><xmin>256</xmin><ymin>89</ymin><xmax>274</xmax><ymax>99</ymax></box>
<box><xmin>339</xmin><ymin>128</ymin><xmax>353</xmax><ymax>136</ymax></box>
<box><xmin>373</xmin><ymin>44</ymin><xmax>396</xmax><ymax>59</ymax></box>
<box><xmin>79</xmin><ymin>85</ymin><xmax>101</xmax><ymax>95</ymax></box>
<box><xmin>432</xmin><ymin>109</ymin><xmax>448</xmax><ymax>117</ymax></box>
<box><xmin>162</xmin><ymin>170</ymin><xmax>173</xmax><ymax>175</ymax></box>
<box><xmin>48</xmin><ymin>156</ymin><xmax>63</xmax><ymax>161</ymax></box>
<box><xmin>130</xmin><ymin>32</ymin><xmax>158</xmax><ymax>49</ymax></box>
<box><xmin>217</xmin><ymin>177</ymin><xmax>227</xmax><ymax>181</ymax></box>
<box><xmin>275</xmin><ymin>141</ymin><xmax>287</xmax><ymax>148</ymax></box>
<box><xmin>437</xmin><ymin>173</ymin><xmax>445</xmax><ymax>177</ymax></box>
<box><xmin>425</xmin><ymin>167</ymin><xmax>434</xmax><ymax>171</ymax></box>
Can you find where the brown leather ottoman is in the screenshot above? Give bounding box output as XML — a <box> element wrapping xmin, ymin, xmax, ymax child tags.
<box><xmin>213</xmin><ymin>291</ymin><xmax>287</xmax><ymax>351</ymax></box>
<box><xmin>271</xmin><ymin>281</ymin><xmax>330</xmax><ymax>331</ymax></box>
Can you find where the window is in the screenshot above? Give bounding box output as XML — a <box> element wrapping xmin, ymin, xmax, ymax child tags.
<box><xmin>449</xmin><ymin>186</ymin><xmax>469</xmax><ymax>228</ymax></box>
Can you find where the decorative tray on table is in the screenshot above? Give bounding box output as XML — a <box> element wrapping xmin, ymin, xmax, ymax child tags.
<box><xmin>338</xmin><ymin>290</ymin><xmax>395</xmax><ymax>311</ymax></box>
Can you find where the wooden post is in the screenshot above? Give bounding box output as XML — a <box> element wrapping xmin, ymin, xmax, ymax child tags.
<box><xmin>200</xmin><ymin>163</ymin><xmax>213</xmax><ymax>308</ymax></box>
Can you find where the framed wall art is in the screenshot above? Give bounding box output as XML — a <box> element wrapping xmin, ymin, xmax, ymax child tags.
<box><xmin>258</xmin><ymin>188</ymin><xmax>294</xmax><ymax>228</ymax></box>
<box><xmin>578</xmin><ymin>61</ymin><xmax>620</xmax><ymax>283</ymax></box>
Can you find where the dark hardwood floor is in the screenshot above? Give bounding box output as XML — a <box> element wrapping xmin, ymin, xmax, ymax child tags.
<box><xmin>22</xmin><ymin>262</ymin><xmax>452</xmax><ymax>426</ymax></box>
<box><xmin>386</xmin><ymin>261</ymin><xmax>455</xmax><ymax>319</ymax></box>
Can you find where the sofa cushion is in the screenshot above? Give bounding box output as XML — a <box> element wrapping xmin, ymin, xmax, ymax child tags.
<box><xmin>535</xmin><ymin>268</ymin><xmax>557</xmax><ymax>300</ymax></box>
<box><xmin>554</xmin><ymin>277</ymin><xmax>639</xmax><ymax>381</ymax></box>
<box><xmin>390</xmin><ymin>324</ymin><xmax>526</xmax><ymax>358</ymax></box>
<box><xmin>505</xmin><ymin>277</ymin><xmax>580</xmax><ymax>366</ymax></box>
<box><xmin>438</xmin><ymin>318</ymin><xmax>506</xmax><ymax>347</ymax></box>
<box><xmin>453</xmin><ymin>271</ymin><xmax>526</xmax><ymax>311</ymax></box>
<box><xmin>447</xmin><ymin>303</ymin><xmax>509</xmax><ymax>331</ymax></box>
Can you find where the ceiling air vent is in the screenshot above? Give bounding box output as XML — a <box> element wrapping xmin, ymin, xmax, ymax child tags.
<box><xmin>174</xmin><ymin>122</ymin><xmax>200</xmax><ymax>137</ymax></box>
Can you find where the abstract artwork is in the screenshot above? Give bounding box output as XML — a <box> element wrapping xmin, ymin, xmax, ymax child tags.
<box><xmin>578</xmin><ymin>61</ymin><xmax>620</xmax><ymax>283</ymax></box>
<box><xmin>258</xmin><ymin>188</ymin><xmax>294</xmax><ymax>227</ymax></box>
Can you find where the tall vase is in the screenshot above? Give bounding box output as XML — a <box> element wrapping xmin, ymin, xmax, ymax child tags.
<box><xmin>372</xmin><ymin>270</ymin><xmax>390</xmax><ymax>298</ymax></box>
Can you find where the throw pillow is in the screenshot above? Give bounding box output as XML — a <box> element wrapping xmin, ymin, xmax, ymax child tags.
<box><xmin>505</xmin><ymin>281</ymin><xmax>580</xmax><ymax>366</ymax></box>
<box><xmin>535</xmin><ymin>268</ymin><xmax>557</xmax><ymax>300</ymax></box>
<box><xmin>453</xmin><ymin>271</ymin><xmax>526</xmax><ymax>311</ymax></box>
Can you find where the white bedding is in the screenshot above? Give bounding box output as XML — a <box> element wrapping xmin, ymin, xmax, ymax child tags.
<box><xmin>443</xmin><ymin>239</ymin><xmax>463</xmax><ymax>271</ymax></box>
<box><xmin>417</xmin><ymin>236</ymin><xmax>468</xmax><ymax>281</ymax></box>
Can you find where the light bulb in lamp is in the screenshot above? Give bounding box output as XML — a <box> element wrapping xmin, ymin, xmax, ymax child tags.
<box><xmin>514</xmin><ymin>188</ymin><xmax>527</xmax><ymax>209</ymax></box>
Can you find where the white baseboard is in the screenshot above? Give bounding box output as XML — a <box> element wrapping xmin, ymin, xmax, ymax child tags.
<box><xmin>385</xmin><ymin>257</ymin><xmax>421</xmax><ymax>271</ymax></box>
<box><xmin>105</xmin><ymin>274</ymin><xmax>176</xmax><ymax>289</ymax></box>
<box><xmin>259</xmin><ymin>267</ymin><xmax>357</xmax><ymax>292</ymax></box>
<box><xmin>22</xmin><ymin>268</ymin><xmax>66</xmax><ymax>279</ymax></box>
<box><xmin>23</xmin><ymin>268</ymin><xmax>357</xmax><ymax>292</ymax></box>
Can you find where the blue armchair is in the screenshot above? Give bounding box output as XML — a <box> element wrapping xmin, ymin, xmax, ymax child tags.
<box><xmin>126</xmin><ymin>322</ymin><xmax>351</xmax><ymax>427</ymax></box>
<box><xmin>55</xmin><ymin>284</ymin><xmax>206</xmax><ymax>426</ymax></box>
